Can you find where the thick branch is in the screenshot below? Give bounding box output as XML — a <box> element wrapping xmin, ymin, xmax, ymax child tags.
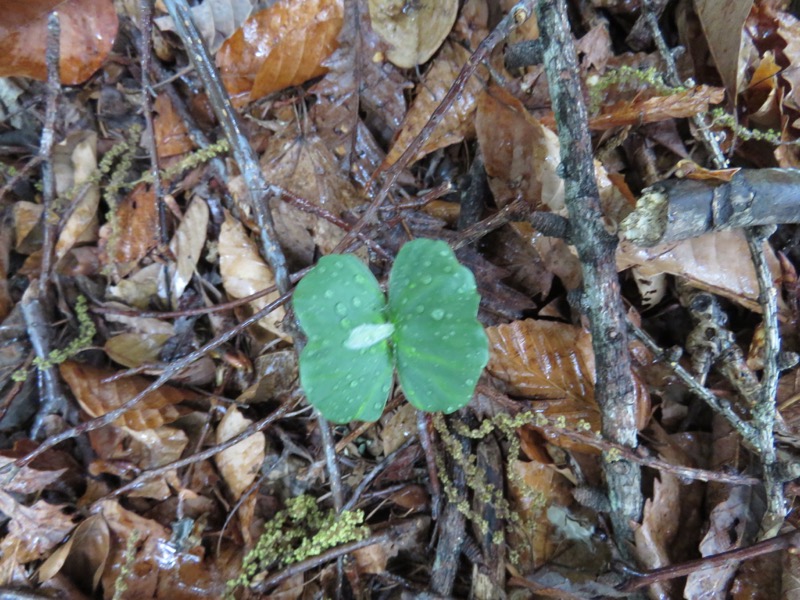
<box><xmin>621</xmin><ymin>169</ymin><xmax>800</xmax><ymax>247</ymax></box>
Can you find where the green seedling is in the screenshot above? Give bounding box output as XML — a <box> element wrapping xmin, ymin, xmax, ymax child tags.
<box><xmin>293</xmin><ymin>239</ymin><xmax>489</xmax><ymax>423</ymax></box>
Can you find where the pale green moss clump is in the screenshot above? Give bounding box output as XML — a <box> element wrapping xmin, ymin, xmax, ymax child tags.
<box><xmin>225</xmin><ymin>495</ymin><xmax>368</xmax><ymax>598</ymax></box>
<box><xmin>12</xmin><ymin>294</ymin><xmax>97</xmax><ymax>382</ymax></box>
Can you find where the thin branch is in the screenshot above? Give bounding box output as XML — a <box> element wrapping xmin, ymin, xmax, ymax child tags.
<box><xmin>535</xmin><ymin>0</ymin><xmax>642</xmax><ymax>543</ymax></box>
<box><xmin>7</xmin><ymin>292</ymin><xmax>291</xmax><ymax>471</ymax></box>
<box><xmin>334</xmin><ymin>0</ymin><xmax>537</xmax><ymax>252</ymax></box>
<box><xmin>162</xmin><ymin>0</ymin><xmax>291</xmax><ymax>297</ymax></box>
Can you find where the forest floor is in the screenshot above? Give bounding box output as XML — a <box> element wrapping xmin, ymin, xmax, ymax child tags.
<box><xmin>1</xmin><ymin>0</ymin><xmax>800</xmax><ymax>598</ymax></box>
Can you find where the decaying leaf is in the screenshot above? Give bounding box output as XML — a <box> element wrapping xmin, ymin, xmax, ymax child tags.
<box><xmin>216</xmin><ymin>0</ymin><xmax>344</xmax><ymax>107</ymax></box>
<box><xmin>0</xmin><ymin>489</ymin><xmax>75</xmax><ymax>563</ymax></box>
<box><xmin>256</xmin><ymin>130</ymin><xmax>360</xmax><ymax>266</ymax></box>
<box><xmin>367</xmin><ymin>0</ymin><xmax>458</xmax><ymax>68</ymax></box>
<box><xmin>38</xmin><ymin>513</ymin><xmax>110</xmax><ymax>592</ymax></box>
<box><xmin>311</xmin><ymin>0</ymin><xmax>408</xmax><ymax>177</ymax></box>
<box><xmin>168</xmin><ymin>196</ymin><xmax>209</xmax><ymax>303</ymax></box>
<box><xmin>101</xmin><ymin>184</ymin><xmax>160</xmax><ymax>280</ymax></box>
<box><xmin>155</xmin><ymin>0</ymin><xmax>257</xmax><ymax>54</ymax></box>
<box><xmin>153</xmin><ymin>93</ymin><xmax>194</xmax><ymax>159</ymax></box>
<box><xmin>53</xmin><ymin>132</ymin><xmax>100</xmax><ymax>261</ymax></box>
<box><xmin>218</xmin><ymin>210</ymin><xmax>288</xmax><ymax>340</ymax></box>
<box><xmin>214</xmin><ymin>406</ymin><xmax>266</xmax><ymax>500</ymax></box>
<box><xmin>59</xmin><ymin>360</ymin><xmax>194</xmax><ymax>431</ymax></box>
<box><xmin>385</xmin><ymin>41</ymin><xmax>484</xmax><ymax>166</ymax></box>
<box><xmin>618</xmin><ymin>230</ymin><xmax>785</xmax><ymax>315</ymax></box>
<box><xmin>695</xmin><ymin>0</ymin><xmax>753</xmax><ymax>98</ymax></box>
<box><xmin>0</xmin><ymin>0</ymin><xmax>118</xmax><ymax>84</ymax></box>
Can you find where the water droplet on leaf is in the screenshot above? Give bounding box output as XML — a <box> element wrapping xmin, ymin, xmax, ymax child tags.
<box><xmin>335</xmin><ymin>302</ymin><xmax>347</xmax><ymax>315</ymax></box>
<box><xmin>431</xmin><ymin>309</ymin><xmax>445</xmax><ymax>320</ymax></box>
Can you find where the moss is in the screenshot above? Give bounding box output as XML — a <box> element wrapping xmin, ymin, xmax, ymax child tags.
<box><xmin>13</xmin><ymin>295</ymin><xmax>97</xmax><ymax>381</ymax></box>
<box><xmin>225</xmin><ymin>495</ymin><xmax>367</xmax><ymax>598</ymax></box>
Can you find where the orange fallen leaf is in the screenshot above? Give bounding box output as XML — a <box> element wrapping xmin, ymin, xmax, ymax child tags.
<box><xmin>0</xmin><ymin>0</ymin><xmax>118</xmax><ymax>84</ymax></box>
<box><xmin>216</xmin><ymin>0</ymin><xmax>344</xmax><ymax>107</ymax></box>
<box><xmin>59</xmin><ymin>361</ymin><xmax>195</xmax><ymax>431</ymax></box>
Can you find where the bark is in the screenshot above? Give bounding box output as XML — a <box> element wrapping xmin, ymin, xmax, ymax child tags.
<box><xmin>534</xmin><ymin>0</ymin><xmax>642</xmax><ymax>544</ymax></box>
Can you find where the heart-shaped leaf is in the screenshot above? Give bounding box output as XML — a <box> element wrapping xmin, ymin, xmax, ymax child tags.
<box><xmin>293</xmin><ymin>254</ymin><xmax>393</xmax><ymax>422</ymax></box>
<box><xmin>388</xmin><ymin>239</ymin><xmax>488</xmax><ymax>412</ymax></box>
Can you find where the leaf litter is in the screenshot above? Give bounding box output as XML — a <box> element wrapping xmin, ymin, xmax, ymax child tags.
<box><xmin>1</xmin><ymin>0</ymin><xmax>800</xmax><ymax>597</ymax></box>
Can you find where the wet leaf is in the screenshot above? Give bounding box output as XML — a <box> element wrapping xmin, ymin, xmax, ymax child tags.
<box><xmin>214</xmin><ymin>406</ymin><xmax>266</xmax><ymax>500</ymax></box>
<box><xmin>101</xmin><ymin>184</ymin><xmax>160</xmax><ymax>280</ymax></box>
<box><xmin>153</xmin><ymin>93</ymin><xmax>194</xmax><ymax>159</ymax></box>
<box><xmin>385</xmin><ymin>41</ymin><xmax>484</xmax><ymax>166</ymax></box>
<box><xmin>695</xmin><ymin>0</ymin><xmax>753</xmax><ymax>97</ymax></box>
<box><xmin>367</xmin><ymin>0</ymin><xmax>458</xmax><ymax>68</ymax></box>
<box><xmin>389</xmin><ymin>239</ymin><xmax>488</xmax><ymax>413</ymax></box>
<box><xmin>216</xmin><ymin>0</ymin><xmax>344</xmax><ymax>106</ymax></box>
<box><xmin>59</xmin><ymin>361</ymin><xmax>195</xmax><ymax>431</ymax></box>
<box><xmin>294</xmin><ymin>253</ymin><xmax>394</xmax><ymax>423</ymax></box>
<box><xmin>218</xmin><ymin>209</ymin><xmax>288</xmax><ymax>340</ymax></box>
<box><xmin>0</xmin><ymin>0</ymin><xmax>118</xmax><ymax>84</ymax></box>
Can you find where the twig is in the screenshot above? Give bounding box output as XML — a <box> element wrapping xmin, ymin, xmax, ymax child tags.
<box><xmin>138</xmin><ymin>0</ymin><xmax>168</xmax><ymax>247</ymax></box>
<box><xmin>318</xmin><ymin>414</ymin><xmax>344</xmax><ymax>513</ymax></box>
<box><xmin>105</xmin><ymin>398</ymin><xmax>295</xmax><ymax>499</ymax></box>
<box><xmin>416</xmin><ymin>411</ymin><xmax>441</xmax><ymax>520</ymax></box>
<box><xmin>7</xmin><ymin>292</ymin><xmax>291</xmax><ymax>470</ymax></box>
<box><xmin>535</xmin><ymin>0</ymin><xmax>642</xmax><ymax>543</ymax></box>
<box><xmin>21</xmin><ymin>283</ymin><xmax>71</xmax><ymax>439</ymax></box>
<box><xmin>334</xmin><ymin>0</ymin><xmax>537</xmax><ymax>252</ymax></box>
<box><xmin>628</xmin><ymin>322</ymin><xmax>758</xmax><ymax>442</ymax></box>
<box><xmin>343</xmin><ymin>436</ymin><xmax>417</xmax><ymax>512</ymax></box>
<box><xmin>620</xmin><ymin>528</ymin><xmax>800</xmax><ymax>592</ymax></box>
<box><xmin>747</xmin><ymin>226</ymin><xmax>785</xmax><ymax>530</ymax></box>
<box><xmin>38</xmin><ymin>11</ymin><xmax>60</xmax><ymax>294</ymax></box>
<box><xmin>162</xmin><ymin>0</ymin><xmax>291</xmax><ymax>297</ymax></box>
<box><xmin>27</xmin><ymin>13</ymin><xmax>70</xmax><ymax>440</ymax></box>
<box><xmin>642</xmin><ymin>0</ymin><xmax>786</xmax><ymax>532</ymax></box>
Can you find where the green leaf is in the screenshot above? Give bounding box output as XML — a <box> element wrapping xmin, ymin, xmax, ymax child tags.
<box><xmin>293</xmin><ymin>255</ymin><xmax>394</xmax><ymax>423</ymax></box>
<box><xmin>388</xmin><ymin>239</ymin><xmax>488</xmax><ymax>413</ymax></box>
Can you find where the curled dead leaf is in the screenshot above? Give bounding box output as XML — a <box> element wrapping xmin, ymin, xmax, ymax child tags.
<box><xmin>367</xmin><ymin>0</ymin><xmax>458</xmax><ymax>68</ymax></box>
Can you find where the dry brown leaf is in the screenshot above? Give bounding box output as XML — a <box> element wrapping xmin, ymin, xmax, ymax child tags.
<box><xmin>257</xmin><ymin>131</ymin><xmax>360</xmax><ymax>267</ymax></box>
<box><xmin>168</xmin><ymin>196</ymin><xmax>208</xmax><ymax>303</ymax></box>
<box><xmin>0</xmin><ymin>489</ymin><xmax>75</xmax><ymax>563</ymax></box>
<box><xmin>218</xmin><ymin>209</ymin><xmax>288</xmax><ymax>340</ymax></box>
<box><xmin>101</xmin><ymin>184</ymin><xmax>160</xmax><ymax>280</ymax></box>
<box><xmin>695</xmin><ymin>0</ymin><xmax>753</xmax><ymax>98</ymax></box>
<box><xmin>54</xmin><ymin>133</ymin><xmax>100</xmax><ymax>261</ymax></box>
<box><xmin>578</xmin><ymin>85</ymin><xmax>726</xmax><ymax>130</ymax></box>
<box><xmin>153</xmin><ymin>93</ymin><xmax>194</xmax><ymax>159</ymax></box>
<box><xmin>353</xmin><ymin>516</ymin><xmax>429</xmax><ymax>575</ymax></box>
<box><xmin>216</xmin><ymin>0</ymin><xmax>344</xmax><ymax>107</ymax></box>
<box><xmin>155</xmin><ymin>0</ymin><xmax>257</xmax><ymax>53</ymax></box>
<box><xmin>507</xmin><ymin>459</ymin><xmax>573</xmax><ymax>570</ymax></box>
<box><xmin>385</xmin><ymin>41</ymin><xmax>484</xmax><ymax>166</ymax></box>
<box><xmin>0</xmin><ymin>456</ymin><xmax>65</xmax><ymax>495</ymax></box>
<box><xmin>38</xmin><ymin>514</ymin><xmax>110</xmax><ymax>592</ymax></box>
<box><xmin>633</xmin><ymin>474</ymin><xmax>682</xmax><ymax>599</ymax></box>
<box><xmin>617</xmin><ymin>230</ymin><xmax>785</xmax><ymax>315</ymax></box>
<box><xmin>381</xmin><ymin>403</ymin><xmax>417</xmax><ymax>456</ymax></box>
<box><xmin>107</xmin><ymin>263</ymin><xmax>163</xmax><ymax>309</ymax></box>
<box><xmin>59</xmin><ymin>360</ymin><xmax>195</xmax><ymax>431</ymax></box>
<box><xmin>0</xmin><ymin>0</ymin><xmax>118</xmax><ymax>84</ymax></box>
<box><xmin>367</xmin><ymin>0</ymin><xmax>458</xmax><ymax>68</ymax></box>
<box><xmin>214</xmin><ymin>406</ymin><xmax>266</xmax><ymax>500</ymax></box>
<box><xmin>104</xmin><ymin>332</ymin><xmax>172</xmax><ymax>369</ymax></box>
